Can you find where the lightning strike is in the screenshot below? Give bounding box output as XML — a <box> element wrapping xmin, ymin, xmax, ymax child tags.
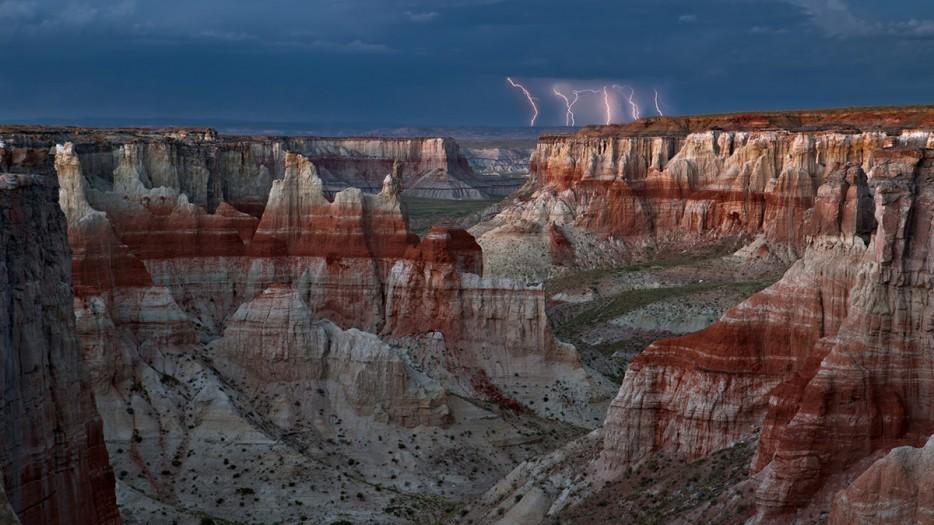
<box><xmin>553</xmin><ymin>88</ymin><xmax>574</xmax><ymax>126</ymax></box>
<box><xmin>613</xmin><ymin>84</ymin><xmax>641</xmax><ymax>121</ymax></box>
<box><xmin>602</xmin><ymin>86</ymin><xmax>613</xmax><ymax>125</ymax></box>
<box><xmin>507</xmin><ymin>77</ymin><xmax>539</xmax><ymax>127</ymax></box>
<box><xmin>654</xmin><ymin>89</ymin><xmax>664</xmax><ymax>116</ymax></box>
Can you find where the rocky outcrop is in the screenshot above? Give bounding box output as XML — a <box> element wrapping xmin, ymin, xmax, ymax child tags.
<box><xmin>291</xmin><ymin>136</ymin><xmax>495</xmax><ymax>199</ymax></box>
<box><xmin>473</xmin><ymin>110</ymin><xmax>934</xmax><ymax>279</ymax></box>
<box><xmin>462</xmin><ymin>145</ymin><xmax>532</xmax><ymax>178</ymax></box>
<box><xmin>829</xmin><ymin>435</ymin><xmax>934</xmax><ymax>525</ymax></box>
<box><xmin>1</xmin><ymin>126</ymin><xmax>504</xmax><ymax>206</ymax></box>
<box><xmin>249</xmin><ymin>154</ymin><xmax>415</xmax><ymax>259</ymax></box>
<box><xmin>0</xmin><ymin>173</ymin><xmax>119</xmax><ymax>525</ymax></box>
<box><xmin>210</xmin><ymin>284</ymin><xmax>451</xmax><ymax>429</ymax></box>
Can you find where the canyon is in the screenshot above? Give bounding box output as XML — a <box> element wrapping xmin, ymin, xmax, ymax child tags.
<box><xmin>0</xmin><ymin>106</ymin><xmax>932</xmax><ymax>525</ymax></box>
<box><xmin>1</xmin><ymin>127</ymin><xmax>610</xmax><ymax>524</ymax></box>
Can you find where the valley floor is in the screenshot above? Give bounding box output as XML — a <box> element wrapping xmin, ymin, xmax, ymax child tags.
<box><xmin>544</xmin><ymin>249</ymin><xmax>785</xmax><ymax>383</ymax></box>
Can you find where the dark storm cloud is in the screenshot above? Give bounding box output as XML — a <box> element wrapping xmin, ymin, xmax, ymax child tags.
<box><xmin>1</xmin><ymin>0</ymin><xmax>932</xmax><ymax>127</ymax></box>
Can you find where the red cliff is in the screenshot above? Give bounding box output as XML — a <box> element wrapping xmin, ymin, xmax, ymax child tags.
<box><xmin>474</xmin><ymin>111</ymin><xmax>932</xmax><ymax>279</ymax></box>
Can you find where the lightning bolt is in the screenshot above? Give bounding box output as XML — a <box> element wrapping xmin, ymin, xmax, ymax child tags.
<box><xmin>506</xmin><ymin>77</ymin><xmax>539</xmax><ymax>127</ymax></box>
<box><xmin>612</xmin><ymin>84</ymin><xmax>640</xmax><ymax>121</ymax></box>
<box><xmin>554</xmin><ymin>87</ymin><xmax>584</xmax><ymax>126</ymax></box>
<box><xmin>654</xmin><ymin>89</ymin><xmax>664</xmax><ymax>116</ymax></box>
<box><xmin>601</xmin><ymin>86</ymin><xmax>613</xmax><ymax>125</ymax></box>
<box><xmin>565</xmin><ymin>88</ymin><xmax>602</xmax><ymax>125</ymax></box>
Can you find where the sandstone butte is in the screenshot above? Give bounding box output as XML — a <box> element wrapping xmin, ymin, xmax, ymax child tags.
<box><xmin>0</xmin><ymin>106</ymin><xmax>932</xmax><ymax>524</ymax></box>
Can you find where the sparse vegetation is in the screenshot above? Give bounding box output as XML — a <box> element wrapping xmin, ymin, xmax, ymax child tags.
<box><xmin>401</xmin><ymin>196</ymin><xmax>502</xmax><ymax>235</ymax></box>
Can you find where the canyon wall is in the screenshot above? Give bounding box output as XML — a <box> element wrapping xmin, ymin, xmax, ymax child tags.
<box><xmin>598</xmin><ymin>141</ymin><xmax>934</xmax><ymax>521</ymax></box>
<box><xmin>0</xmin><ymin>172</ymin><xmax>119</xmax><ymax>525</ymax></box>
<box><xmin>473</xmin><ymin>108</ymin><xmax>933</xmax><ymax>280</ymax></box>
<box><xmin>472</xmin><ymin>108</ymin><xmax>934</xmax><ymax>522</ymax></box>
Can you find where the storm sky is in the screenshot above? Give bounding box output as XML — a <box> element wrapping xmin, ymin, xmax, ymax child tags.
<box><xmin>2</xmin><ymin>0</ymin><xmax>933</xmax><ymax>127</ymax></box>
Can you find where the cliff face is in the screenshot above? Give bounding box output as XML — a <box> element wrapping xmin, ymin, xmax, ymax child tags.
<box><xmin>748</xmin><ymin>147</ymin><xmax>934</xmax><ymax>521</ymax></box>
<box><xmin>462</xmin><ymin>145</ymin><xmax>532</xmax><ymax>177</ymax></box>
<box><xmin>0</xmin><ymin>173</ymin><xmax>119</xmax><ymax>525</ymax></box>
<box><xmin>210</xmin><ymin>284</ymin><xmax>452</xmax><ymax>429</ymax></box>
<box><xmin>828</xmin><ymin>435</ymin><xmax>934</xmax><ymax>525</ymax></box>
<box><xmin>473</xmin><ymin>121</ymin><xmax>925</xmax><ymax>280</ymax></box>
<box><xmin>1</xmin><ymin>127</ymin><xmax>501</xmax><ymax>208</ymax></box>
<box><xmin>287</xmin><ymin>136</ymin><xmax>495</xmax><ymax>199</ymax></box>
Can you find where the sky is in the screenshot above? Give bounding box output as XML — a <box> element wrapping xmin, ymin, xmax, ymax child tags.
<box><xmin>1</xmin><ymin>0</ymin><xmax>933</xmax><ymax>128</ymax></box>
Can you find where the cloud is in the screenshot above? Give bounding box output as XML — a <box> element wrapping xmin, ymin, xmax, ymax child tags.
<box><xmin>749</xmin><ymin>25</ymin><xmax>788</xmax><ymax>35</ymax></box>
<box><xmin>199</xmin><ymin>29</ymin><xmax>253</xmax><ymax>41</ymax></box>
<box><xmin>783</xmin><ymin>0</ymin><xmax>865</xmax><ymax>36</ymax></box>
<box><xmin>0</xmin><ymin>0</ymin><xmax>136</xmax><ymax>34</ymax></box>
<box><xmin>340</xmin><ymin>39</ymin><xmax>394</xmax><ymax>53</ymax></box>
<box><xmin>783</xmin><ymin>0</ymin><xmax>934</xmax><ymax>39</ymax></box>
<box><xmin>677</xmin><ymin>14</ymin><xmax>696</xmax><ymax>24</ymax></box>
<box><xmin>0</xmin><ymin>1</ymin><xmax>37</xmax><ymax>20</ymax></box>
<box><xmin>55</xmin><ymin>4</ymin><xmax>100</xmax><ymax>27</ymax></box>
<box><xmin>272</xmin><ymin>37</ymin><xmax>395</xmax><ymax>54</ymax></box>
<box><xmin>404</xmin><ymin>10</ymin><xmax>439</xmax><ymax>23</ymax></box>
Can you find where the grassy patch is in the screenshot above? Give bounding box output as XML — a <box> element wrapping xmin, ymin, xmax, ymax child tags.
<box><xmin>544</xmin><ymin>253</ymin><xmax>720</xmax><ymax>297</ymax></box>
<box><xmin>553</xmin><ymin>279</ymin><xmax>773</xmax><ymax>339</ymax></box>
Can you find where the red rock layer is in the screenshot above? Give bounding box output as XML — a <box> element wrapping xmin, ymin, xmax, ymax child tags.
<box><xmin>752</xmin><ymin>148</ymin><xmax>934</xmax><ymax>520</ymax></box>
<box><xmin>86</xmin><ymin>194</ymin><xmax>258</xmax><ymax>260</ymax></box>
<box><xmin>569</xmin><ymin>106</ymin><xmax>934</xmax><ymax>137</ymax></box>
<box><xmin>0</xmin><ymin>173</ymin><xmax>120</xmax><ymax>525</ymax></box>
<box><xmin>524</xmin><ymin>131</ymin><xmax>899</xmax><ymax>254</ymax></box>
<box><xmin>405</xmin><ymin>225</ymin><xmax>483</xmax><ymax>274</ymax></box>
<box><xmin>69</xmin><ymin>212</ymin><xmax>155</xmax><ymax>296</ymax></box>
<box><xmin>249</xmin><ymin>153</ymin><xmax>417</xmax><ymax>258</ymax></box>
<box><xmin>600</xmin><ymin>146</ymin><xmax>934</xmax><ymax>521</ymax></box>
<box><xmin>828</xmin><ymin>435</ymin><xmax>934</xmax><ymax>525</ymax></box>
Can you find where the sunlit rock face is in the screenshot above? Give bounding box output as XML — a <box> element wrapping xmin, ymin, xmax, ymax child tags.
<box><xmin>451</xmin><ymin>108</ymin><xmax>934</xmax><ymax>522</ymax></box>
<box><xmin>0</xmin><ymin>172</ymin><xmax>120</xmax><ymax>525</ymax></box>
